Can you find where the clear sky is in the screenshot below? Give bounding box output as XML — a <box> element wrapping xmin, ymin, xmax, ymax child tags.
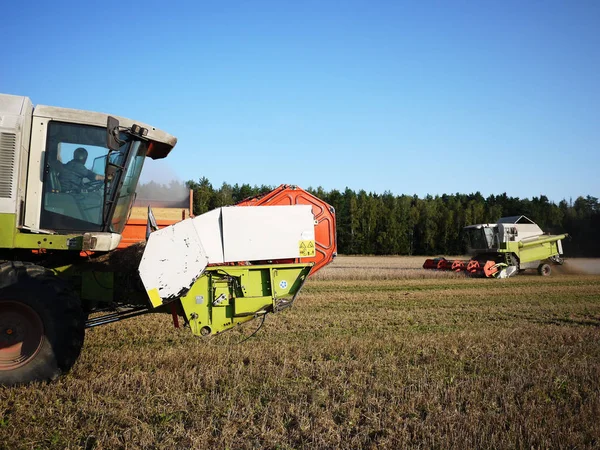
<box><xmin>2</xmin><ymin>0</ymin><xmax>599</xmax><ymax>202</ymax></box>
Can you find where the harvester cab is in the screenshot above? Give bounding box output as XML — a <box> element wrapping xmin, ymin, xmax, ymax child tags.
<box><xmin>463</xmin><ymin>216</ymin><xmax>552</xmax><ymax>255</ymax></box>
<box><xmin>424</xmin><ymin>215</ymin><xmax>567</xmax><ymax>277</ymax></box>
<box><xmin>0</xmin><ymin>93</ymin><xmax>176</xmax><ymax>254</ymax></box>
<box><xmin>463</xmin><ymin>224</ymin><xmax>500</xmax><ymax>252</ymax></box>
<box><xmin>0</xmin><ymin>93</ymin><xmax>337</xmax><ymax>386</ymax></box>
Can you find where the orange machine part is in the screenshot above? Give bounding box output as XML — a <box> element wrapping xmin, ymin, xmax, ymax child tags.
<box><xmin>118</xmin><ymin>218</ymin><xmax>181</xmax><ymax>249</ymax></box>
<box><xmin>119</xmin><ymin>191</ymin><xmax>191</xmax><ymax>249</ymax></box>
<box><xmin>451</xmin><ymin>260</ymin><xmax>467</xmax><ymax>272</ymax></box>
<box><xmin>483</xmin><ymin>260</ymin><xmax>499</xmax><ymax>278</ymax></box>
<box><xmin>423</xmin><ymin>259</ymin><xmax>437</xmax><ymax>269</ymax></box>
<box><xmin>466</xmin><ymin>260</ymin><xmax>481</xmax><ymax>273</ymax></box>
<box><xmin>237</xmin><ymin>185</ymin><xmax>337</xmax><ymax>275</ymax></box>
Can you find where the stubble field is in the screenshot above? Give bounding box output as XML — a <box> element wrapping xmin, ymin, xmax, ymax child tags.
<box><xmin>1</xmin><ymin>256</ymin><xmax>599</xmax><ymax>449</ymax></box>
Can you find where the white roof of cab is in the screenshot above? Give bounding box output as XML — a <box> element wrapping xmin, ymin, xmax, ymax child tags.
<box><xmin>34</xmin><ymin>105</ymin><xmax>177</xmax><ymax>159</ymax></box>
<box><xmin>0</xmin><ymin>94</ymin><xmax>176</xmax><ymax>159</ymax></box>
<box><xmin>497</xmin><ymin>216</ymin><xmax>535</xmax><ymax>224</ymax></box>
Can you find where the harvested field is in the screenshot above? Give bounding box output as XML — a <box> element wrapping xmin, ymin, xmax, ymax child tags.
<box><xmin>1</xmin><ymin>256</ymin><xmax>599</xmax><ymax>449</ymax></box>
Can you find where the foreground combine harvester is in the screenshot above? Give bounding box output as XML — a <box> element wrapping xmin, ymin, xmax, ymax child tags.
<box><xmin>424</xmin><ymin>216</ymin><xmax>567</xmax><ymax>277</ymax></box>
<box><xmin>0</xmin><ymin>94</ymin><xmax>336</xmax><ymax>385</ymax></box>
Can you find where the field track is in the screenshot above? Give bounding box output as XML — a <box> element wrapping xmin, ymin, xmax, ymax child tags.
<box><xmin>1</xmin><ymin>256</ymin><xmax>599</xmax><ymax>449</ymax></box>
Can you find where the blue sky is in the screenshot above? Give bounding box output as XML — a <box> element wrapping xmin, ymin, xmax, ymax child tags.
<box><xmin>2</xmin><ymin>0</ymin><xmax>598</xmax><ymax>202</ymax></box>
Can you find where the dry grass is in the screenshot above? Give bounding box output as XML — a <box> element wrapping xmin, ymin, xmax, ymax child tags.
<box><xmin>1</xmin><ymin>256</ymin><xmax>599</xmax><ymax>449</ymax></box>
<box><xmin>129</xmin><ymin>207</ymin><xmax>189</xmax><ymax>221</ymax></box>
<box><xmin>312</xmin><ymin>255</ymin><xmax>468</xmax><ymax>280</ymax></box>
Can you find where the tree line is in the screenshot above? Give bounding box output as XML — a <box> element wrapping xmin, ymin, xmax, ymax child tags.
<box><xmin>139</xmin><ymin>178</ymin><xmax>600</xmax><ymax>257</ymax></box>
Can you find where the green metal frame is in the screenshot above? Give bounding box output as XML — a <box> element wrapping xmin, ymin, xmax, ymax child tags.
<box><xmin>176</xmin><ymin>263</ymin><xmax>313</xmax><ymax>336</ymax></box>
<box><xmin>0</xmin><ymin>213</ymin><xmax>84</xmax><ymax>251</ymax></box>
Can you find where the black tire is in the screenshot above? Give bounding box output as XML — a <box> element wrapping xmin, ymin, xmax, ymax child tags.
<box><xmin>0</xmin><ymin>262</ymin><xmax>85</xmax><ymax>386</ymax></box>
<box><xmin>538</xmin><ymin>263</ymin><xmax>552</xmax><ymax>277</ymax></box>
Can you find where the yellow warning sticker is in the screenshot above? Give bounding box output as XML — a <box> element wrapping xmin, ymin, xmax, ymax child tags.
<box><xmin>147</xmin><ymin>288</ymin><xmax>163</xmax><ymax>308</ymax></box>
<box><xmin>299</xmin><ymin>240</ymin><xmax>316</xmax><ymax>257</ymax></box>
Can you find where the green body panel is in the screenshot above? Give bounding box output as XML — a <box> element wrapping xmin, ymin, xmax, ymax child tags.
<box><xmin>519</xmin><ymin>234</ymin><xmax>567</xmax><ymax>249</ymax></box>
<box><xmin>178</xmin><ymin>263</ymin><xmax>313</xmax><ymax>336</ymax></box>
<box><xmin>14</xmin><ymin>233</ymin><xmax>81</xmax><ymax>250</ymax></box>
<box><xmin>516</xmin><ymin>240</ymin><xmax>562</xmax><ymax>264</ymax></box>
<box><xmin>495</xmin><ymin>235</ymin><xmax>564</xmax><ymax>264</ymax></box>
<box><xmin>51</xmin><ymin>265</ymin><xmax>116</xmax><ymax>309</ymax></box>
<box><xmin>498</xmin><ymin>241</ymin><xmax>520</xmax><ymax>254</ymax></box>
<box><xmin>81</xmin><ymin>271</ymin><xmax>114</xmax><ymax>303</ymax></box>
<box><xmin>0</xmin><ymin>214</ymin><xmax>16</xmax><ymax>248</ymax></box>
<box><xmin>0</xmin><ymin>213</ymin><xmax>83</xmax><ymax>251</ymax></box>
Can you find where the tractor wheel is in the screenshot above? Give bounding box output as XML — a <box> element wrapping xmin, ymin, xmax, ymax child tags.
<box><xmin>0</xmin><ymin>262</ymin><xmax>85</xmax><ymax>386</ymax></box>
<box><xmin>537</xmin><ymin>263</ymin><xmax>552</xmax><ymax>277</ymax></box>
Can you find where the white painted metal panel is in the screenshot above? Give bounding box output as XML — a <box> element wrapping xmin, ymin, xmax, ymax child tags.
<box><xmin>33</xmin><ymin>105</ymin><xmax>177</xmax><ymax>149</ymax></box>
<box><xmin>190</xmin><ymin>208</ymin><xmax>224</xmax><ymax>263</ymax></box>
<box><xmin>514</xmin><ymin>223</ymin><xmax>544</xmax><ymax>241</ymax></box>
<box><xmin>139</xmin><ymin>219</ymin><xmax>209</xmax><ymax>299</ymax></box>
<box><xmin>0</xmin><ymin>131</ymin><xmax>19</xmax><ymax>212</ymax></box>
<box><xmin>221</xmin><ymin>205</ymin><xmax>315</xmax><ymax>261</ymax></box>
<box><xmin>16</xmin><ymin>100</ymin><xmax>33</xmax><ymax>224</ymax></box>
<box><xmin>0</xmin><ymin>94</ymin><xmax>30</xmax><ymax>215</ymax></box>
<box><xmin>24</xmin><ymin>118</ymin><xmax>49</xmax><ymax>228</ymax></box>
<box><xmin>139</xmin><ymin>204</ymin><xmax>315</xmax><ymax>302</ymax></box>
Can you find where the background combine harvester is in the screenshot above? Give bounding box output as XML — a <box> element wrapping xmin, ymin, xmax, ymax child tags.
<box><xmin>424</xmin><ymin>216</ymin><xmax>568</xmax><ymax>278</ymax></box>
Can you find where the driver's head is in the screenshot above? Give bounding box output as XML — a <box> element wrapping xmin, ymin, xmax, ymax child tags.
<box><xmin>74</xmin><ymin>147</ymin><xmax>88</xmax><ymax>164</ymax></box>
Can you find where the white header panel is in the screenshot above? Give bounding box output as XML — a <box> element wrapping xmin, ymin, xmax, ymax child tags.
<box><xmin>139</xmin><ymin>205</ymin><xmax>315</xmax><ymax>302</ymax></box>
<box><xmin>221</xmin><ymin>205</ymin><xmax>314</xmax><ymax>262</ymax></box>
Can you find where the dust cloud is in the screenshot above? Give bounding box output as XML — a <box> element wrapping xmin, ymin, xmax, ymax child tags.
<box><xmin>554</xmin><ymin>259</ymin><xmax>600</xmax><ymax>275</ymax></box>
<box><xmin>137</xmin><ymin>158</ymin><xmax>189</xmax><ymax>204</ymax></box>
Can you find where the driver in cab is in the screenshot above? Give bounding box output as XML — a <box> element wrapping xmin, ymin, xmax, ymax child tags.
<box><xmin>60</xmin><ymin>147</ymin><xmax>105</xmax><ymax>192</ymax></box>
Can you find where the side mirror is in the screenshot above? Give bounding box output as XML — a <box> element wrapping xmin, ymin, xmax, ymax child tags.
<box><xmin>107</xmin><ymin>116</ymin><xmax>122</xmax><ymax>150</ymax></box>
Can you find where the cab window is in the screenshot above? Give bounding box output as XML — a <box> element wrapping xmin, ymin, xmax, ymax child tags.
<box><xmin>40</xmin><ymin>122</ymin><xmax>108</xmax><ymax>232</ymax></box>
